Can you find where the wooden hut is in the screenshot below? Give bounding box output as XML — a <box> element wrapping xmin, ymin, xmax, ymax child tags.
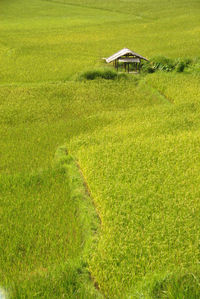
<box><xmin>104</xmin><ymin>48</ymin><xmax>148</xmax><ymax>73</ymax></box>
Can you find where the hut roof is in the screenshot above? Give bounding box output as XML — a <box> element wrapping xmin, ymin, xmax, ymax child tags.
<box><xmin>105</xmin><ymin>48</ymin><xmax>148</xmax><ymax>63</ymax></box>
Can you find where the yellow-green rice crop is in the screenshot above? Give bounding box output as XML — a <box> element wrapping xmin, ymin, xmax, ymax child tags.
<box><xmin>1</xmin><ymin>0</ymin><xmax>200</xmax><ymax>297</ymax></box>
<box><xmin>69</xmin><ymin>74</ymin><xmax>200</xmax><ymax>297</ymax></box>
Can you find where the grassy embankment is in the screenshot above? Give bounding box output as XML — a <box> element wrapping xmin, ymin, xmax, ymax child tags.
<box><xmin>0</xmin><ymin>0</ymin><xmax>200</xmax><ymax>297</ymax></box>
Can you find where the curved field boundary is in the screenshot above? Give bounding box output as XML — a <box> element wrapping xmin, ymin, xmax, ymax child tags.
<box><xmin>139</xmin><ymin>79</ymin><xmax>173</xmax><ymax>105</ymax></box>
<box><xmin>42</xmin><ymin>0</ymin><xmax>144</xmax><ymax>19</ymax></box>
<box><xmin>54</xmin><ymin>145</ymin><xmax>103</xmax><ymax>298</ymax></box>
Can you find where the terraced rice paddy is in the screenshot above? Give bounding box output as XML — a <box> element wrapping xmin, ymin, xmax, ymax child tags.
<box><xmin>0</xmin><ymin>0</ymin><xmax>200</xmax><ymax>297</ymax></box>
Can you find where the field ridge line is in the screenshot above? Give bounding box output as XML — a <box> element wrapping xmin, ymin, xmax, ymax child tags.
<box><xmin>54</xmin><ymin>145</ymin><xmax>104</xmax><ymax>297</ymax></box>
<box><xmin>76</xmin><ymin>161</ymin><xmax>102</xmax><ymax>225</ymax></box>
<box><xmin>75</xmin><ymin>160</ymin><xmax>103</xmax><ymax>295</ymax></box>
<box><xmin>141</xmin><ymin>80</ymin><xmax>173</xmax><ymax>105</ymax></box>
<box><xmin>41</xmin><ymin>0</ymin><xmax>144</xmax><ymax>18</ymax></box>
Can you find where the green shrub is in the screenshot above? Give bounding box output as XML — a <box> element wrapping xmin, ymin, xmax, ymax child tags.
<box><xmin>182</xmin><ymin>58</ymin><xmax>193</xmax><ymax>66</ymax></box>
<box><xmin>101</xmin><ymin>69</ymin><xmax>117</xmax><ymax>80</ymax></box>
<box><xmin>141</xmin><ymin>56</ymin><xmax>175</xmax><ymax>73</ymax></box>
<box><xmin>175</xmin><ymin>58</ymin><xmax>193</xmax><ymax>72</ymax></box>
<box><xmin>141</xmin><ymin>61</ymin><xmax>155</xmax><ymax>73</ymax></box>
<box><xmin>176</xmin><ymin>61</ymin><xmax>185</xmax><ymax>72</ymax></box>
<box><xmin>141</xmin><ymin>57</ymin><xmax>196</xmax><ymax>74</ymax></box>
<box><xmin>80</xmin><ymin>69</ymin><xmax>118</xmax><ymax>80</ymax></box>
<box><xmin>193</xmin><ymin>63</ymin><xmax>200</xmax><ymax>72</ymax></box>
<box><xmin>192</xmin><ymin>57</ymin><xmax>200</xmax><ymax>65</ymax></box>
<box><xmin>151</xmin><ymin>56</ymin><xmax>175</xmax><ymax>72</ymax></box>
<box><xmin>81</xmin><ymin>70</ymin><xmax>101</xmax><ymax>80</ymax></box>
<box><xmin>189</xmin><ymin>57</ymin><xmax>200</xmax><ymax>73</ymax></box>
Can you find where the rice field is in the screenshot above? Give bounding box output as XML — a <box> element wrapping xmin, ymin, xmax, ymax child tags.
<box><xmin>69</xmin><ymin>73</ymin><xmax>200</xmax><ymax>297</ymax></box>
<box><xmin>0</xmin><ymin>0</ymin><xmax>200</xmax><ymax>297</ymax></box>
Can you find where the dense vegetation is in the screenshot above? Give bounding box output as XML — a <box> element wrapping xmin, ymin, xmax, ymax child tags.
<box><xmin>0</xmin><ymin>0</ymin><xmax>200</xmax><ymax>297</ymax></box>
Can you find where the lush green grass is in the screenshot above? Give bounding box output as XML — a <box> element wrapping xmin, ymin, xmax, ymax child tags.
<box><xmin>1</xmin><ymin>0</ymin><xmax>200</xmax><ymax>297</ymax></box>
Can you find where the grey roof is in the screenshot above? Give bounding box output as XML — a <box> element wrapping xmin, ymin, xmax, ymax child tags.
<box><xmin>106</xmin><ymin>48</ymin><xmax>148</xmax><ymax>63</ymax></box>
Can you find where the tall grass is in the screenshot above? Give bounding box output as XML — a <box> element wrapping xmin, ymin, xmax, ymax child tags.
<box><xmin>141</xmin><ymin>56</ymin><xmax>199</xmax><ymax>74</ymax></box>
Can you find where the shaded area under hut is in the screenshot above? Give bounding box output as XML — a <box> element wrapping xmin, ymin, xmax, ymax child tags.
<box><xmin>104</xmin><ymin>48</ymin><xmax>148</xmax><ymax>73</ymax></box>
